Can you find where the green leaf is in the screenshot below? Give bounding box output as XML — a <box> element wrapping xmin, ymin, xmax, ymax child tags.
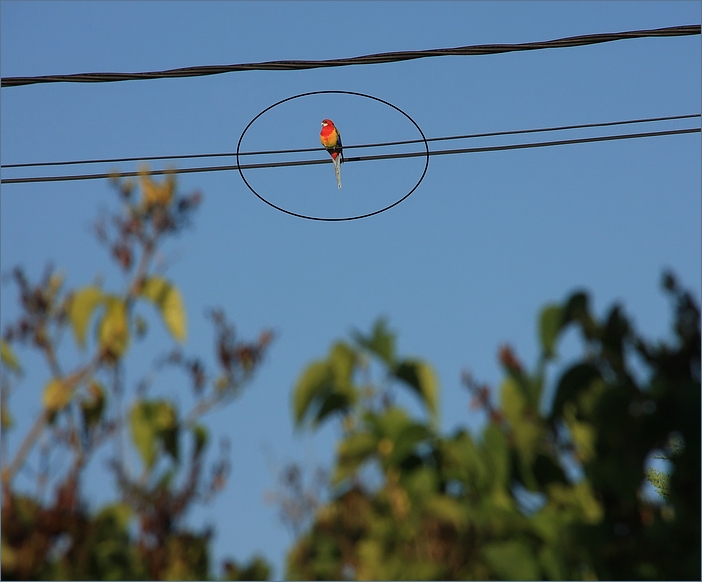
<box><xmin>292</xmin><ymin>360</ymin><xmax>332</xmax><ymax>427</ymax></box>
<box><xmin>193</xmin><ymin>424</ymin><xmax>209</xmax><ymax>455</ymax></box>
<box><xmin>130</xmin><ymin>400</ymin><xmax>178</xmax><ymax>470</ymax></box>
<box><xmin>368</xmin><ymin>405</ymin><xmax>410</xmax><ymax>438</ymax></box>
<box><xmin>562</xmin><ymin>291</ymin><xmax>590</xmax><ymax>324</ymax></box>
<box><xmin>482</xmin><ymin>539</ymin><xmax>541</xmax><ymax>580</ymax></box>
<box><xmin>564</xmin><ymin>407</ymin><xmax>597</xmax><ymax>464</ymax></box>
<box><xmin>500</xmin><ymin>376</ymin><xmax>526</xmax><ymax>423</ymax></box>
<box><xmin>352</xmin><ymin>317</ymin><xmax>396</xmax><ymax>367</ymax></box>
<box><xmin>440</xmin><ymin>430</ymin><xmax>489</xmax><ymax>491</ymax></box>
<box><xmin>501</xmin><ymin>377</ymin><xmax>542</xmax><ymax>470</ymax></box>
<box><xmin>538</xmin><ymin>545</ymin><xmax>566</xmax><ymax>580</ymax></box>
<box><xmin>562</xmin><ymin>290</ymin><xmax>598</xmax><ymax>340</ymax></box>
<box><xmin>483</xmin><ymin>424</ymin><xmax>510</xmax><ymax>489</ymax></box>
<box><xmin>404</xmin><ymin>466</ymin><xmax>439</xmax><ymax>499</ymax></box>
<box><xmin>333</xmin><ymin>431</ymin><xmax>378</xmax><ymax>485</ymax></box>
<box><xmin>601</xmin><ymin>304</ymin><xmax>629</xmax><ymax>362</ymax></box>
<box><xmin>156</xmin><ymin>468</ymin><xmax>176</xmax><ymax>491</ymax></box>
<box><xmin>646</xmin><ymin>468</ymin><xmax>670</xmax><ymax>500</ymax></box>
<box><xmin>225</xmin><ymin>555</ymin><xmax>272</xmax><ymax>581</ymax></box>
<box><xmin>80</xmin><ymin>380</ymin><xmax>106</xmax><ymax>428</ymax></box>
<box><xmin>99</xmin><ymin>296</ymin><xmax>130</xmax><ymax>359</ymax></box>
<box><xmin>387</xmin><ymin>422</ymin><xmax>432</xmax><ymax>467</ymax></box>
<box><xmin>153</xmin><ymin>400</ymin><xmax>179</xmax><ymax>462</ymax></box>
<box><xmin>140</xmin><ymin>276</ymin><xmax>187</xmax><ymax>342</ymax></box>
<box><xmin>539</xmin><ymin>304</ymin><xmax>562</xmax><ymax>359</ymax></box>
<box><xmin>292</xmin><ymin>344</ymin><xmax>358</xmax><ymax>430</ymax></box>
<box><xmin>424</xmin><ymin>495</ymin><xmax>467</xmax><ymax>529</ymax></box>
<box><xmin>95</xmin><ymin>502</ymin><xmax>133</xmax><ymax>531</ymax></box>
<box><xmin>338</xmin><ymin>431</ymin><xmax>378</xmax><ymax>463</ymax></box>
<box><xmin>394</xmin><ymin>359</ymin><xmax>440</xmax><ymax>424</ymax></box>
<box><xmin>1</xmin><ymin>340</ymin><xmax>22</xmax><ymax>373</ymax></box>
<box><xmin>572</xmin><ymin>481</ymin><xmax>603</xmax><ymax>523</ymax></box>
<box><xmin>549</xmin><ymin>362</ymin><xmax>601</xmax><ymax>421</ymax></box>
<box><xmin>525</xmin><ymin>373</ymin><xmax>544</xmax><ymax>411</ymax></box>
<box><xmin>314</xmin><ymin>391</ymin><xmax>356</xmax><ymax>427</ymax></box>
<box><xmin>532</xmin><ymin>453</ymin><xmax>568</xmax><ymax>487</ymax></box>
<box><xmin>69</xmin><ymin>285</ymin><xmax>103</xmax><ymax>349</ymax></box>
<box><xmin>130</xmin><ymin>402</ymin><xmax>157</xmax><ymax>470</ymax></box>
<box><xmin>161</xmin><ymin>424</ymin><xmax>179</xmax><ymax>463</ymax></box>
<box><xmin>330</xmin><ymin>341</ymin><xmax>355</xmax><ymax>390</ymax></box>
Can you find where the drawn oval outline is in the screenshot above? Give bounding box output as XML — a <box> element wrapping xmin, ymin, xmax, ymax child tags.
<box><xmin>236</xmin><ymin>90</ymin><xmax>430</xmax><ymax>221</ymax></box>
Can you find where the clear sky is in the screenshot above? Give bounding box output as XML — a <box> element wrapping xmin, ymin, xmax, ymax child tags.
<box><xmin>1</xmin><ymin>2</ymin><xmax>700</xmax><ymax>578</ymax></box>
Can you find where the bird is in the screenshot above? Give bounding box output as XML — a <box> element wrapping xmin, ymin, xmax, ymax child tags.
<box><xmin>320</xmin><ymin>119</ymin><xmax>343</xmax><ymax>189</ymax></box>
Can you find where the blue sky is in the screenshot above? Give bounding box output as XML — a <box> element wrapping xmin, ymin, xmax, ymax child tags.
<box><xmin>1</xmin><ymin>2</ymin><xmax>700</xmax><ymax>578</ymax></box>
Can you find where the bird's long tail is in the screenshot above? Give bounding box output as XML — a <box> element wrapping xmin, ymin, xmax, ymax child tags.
<box><xmin>333</xmin><ymin>156</ymin><xmax>342</xmax><ymax>189</ymax></box>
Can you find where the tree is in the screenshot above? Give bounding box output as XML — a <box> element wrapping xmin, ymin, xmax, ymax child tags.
<box><xmin>3</xmin><ymin>169</ymin><xmax>698</xmax><ymax>581</ymax></box>
<box><xmin>1</xmin><ymin>169</ymin><xmax>273</xmax><ymax>580</ymax></box>
<box><xmin>286</xmin><ymin>276</ymin><xmax>700</xmax><ymax>580</ymax></box>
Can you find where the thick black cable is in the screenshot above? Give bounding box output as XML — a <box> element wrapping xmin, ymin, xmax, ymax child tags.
<box><xmin>2</xmin><ymin>127</ymin><xmax>698</xmax><ymax>185</ymax></box>
<box><xmin>3</xmin><ymin>114</ymin><xmax>699</xmax><ymax>170</ymax></box>
<box><xmin>2</xmin><ymin>25</ymin><xmax>699</xmax><ymax>88</ymax></box>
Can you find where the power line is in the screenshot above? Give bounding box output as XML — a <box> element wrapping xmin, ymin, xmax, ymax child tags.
<box><xmin>2</xmin><ymin>25</ymin><xmax>699</xmax><ymax>88</ymax></box>
<box><xmin>2</xmin><ymin>127</ymin><xmax>698</xmax><ymax>185</ymax></box>
<box><xmin>3</xmin><ymin>114</ymin><xmax>699</xmax><ymax>170</ymax></box>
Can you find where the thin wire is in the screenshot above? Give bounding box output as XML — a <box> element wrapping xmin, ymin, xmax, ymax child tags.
<box><xmin>2</xmin><ymin>127</ymin><xmax>698</xmax><ymax>185</ymax></box>
<box><xmin>2</xmin><ymin>25</ymin><xmax>699</xmax><ymax>88</ymax></box>
<box><xmin>3</xmin><ymin>113</ymin><xmax>699</xmax><ymax>170</ymax></box>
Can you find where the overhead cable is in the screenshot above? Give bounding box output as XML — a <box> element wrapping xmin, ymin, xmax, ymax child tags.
<box><xmin>2</xmin><ymin>126</ymin><xmax>698</xmax><ymax>185</ymax></box>
<box><xmin>3</xmin><ymin>113</ymin><xmax>699</xmax><ymax>170</ymax></box>
<box><xmin>2</xmin><ymin>25</ymin><xmax>699</xmax><ymax>88</ymax></box>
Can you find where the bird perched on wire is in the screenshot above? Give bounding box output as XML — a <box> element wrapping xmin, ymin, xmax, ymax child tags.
<box><xmin>320</xmin><ymin>119</ymin><xmax>343</xmax><ymax>189</ymax></box>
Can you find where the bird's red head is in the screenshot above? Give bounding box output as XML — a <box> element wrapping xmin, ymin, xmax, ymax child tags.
<box><xmin>321</xmin><ymin>119</ymin><xmax>335</xmax><ymax>128</ymax></box>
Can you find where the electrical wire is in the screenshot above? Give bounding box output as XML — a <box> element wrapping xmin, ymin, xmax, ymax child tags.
<box><xmin>3</xmin><ymin>114</ymin><xmax>699</xmax><ymax>170</ymax></box>
<box><xmin>2</xmin><ymin>25</ymin><xmax>699</xmax><ymax>88</ymax></box>
<box><xmin>2</xmin><ymin>126</ymin><xmax>698</xmax><ymax>185</ymax></box>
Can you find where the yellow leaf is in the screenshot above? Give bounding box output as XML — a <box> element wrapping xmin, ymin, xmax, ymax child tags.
<box><xmin>1</xmin><ymin>406</ymin><xmax>14</xmax><ymax>431</ymax></box>
<box><xmin>153</xmin><ymin>400</ymin><xmax>177</xmax><ymax>431</ymax></box>
<box><xmin>139</xmin><ymin>166</ymin><xmax>175</xmax><ymax>209</ymax></box>
<box><xmin>43</xmin><ymin>378</ymin><xmax>73</xmax><ymax>412</ymax></box>
<box><xmin>377</xmin><ymin>438</ymin><xmax>394</xmax><ymax>457</ymax></box>
<box><xmin>69</xmin><ymin>286</ymin><xmax>103</xmax><ymax>348</ymax></box>
<box><xmin>99</xmin><ymin>297</ymin><xmax>130</xmax><ymax>359</ymax></box>
<box><xmin>388</xmin><ymin>486</ymin><xmax>410</xmax><ymax>520</ymax></box>
<box><xmin>1</xmin><ymin>539</ymin><xmax>17</xmax><ymax>571</ymax></box>
<box><xmin>1</xmin><ymin>340</ymin><xmax>22</xmax><ymax>373</ymax></box>
<box><xmin>140</xmin><ymin>277</ymin><xmax>187</xmax><ymax>342</ymax></box>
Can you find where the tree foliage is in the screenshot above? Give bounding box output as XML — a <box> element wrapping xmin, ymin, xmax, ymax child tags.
<box><xmin>1</xmin><ymin>170</ymin><xmax>273</xmax><ymax>580</ymax></box>
<box><xmin>1</xmin><ymin>168</ymin><xmax>698</xmax><ymax>581</ymax></box>
<box><xmin>286</xmin><ymin>277</ymin><xmax>700</xmax><ymax>580</ymax></box>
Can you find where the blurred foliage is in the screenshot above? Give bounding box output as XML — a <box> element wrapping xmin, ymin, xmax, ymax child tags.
<box><xmin>286</xmin><ymin>275</ymin><xmax>699</xmax><ymax>580</ymax></box>
<box><xmin>1</xmin><ymin>170</ymin><xmax>273</xmax><ymax>580</ymax></box>
<box><xmin>2</xmin><ymin>167</ymin><xmax>698</xmax><ymax>581</ymax></box>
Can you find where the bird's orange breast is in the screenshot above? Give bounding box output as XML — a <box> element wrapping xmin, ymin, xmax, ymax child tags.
<box><xmin>320</xmin><ymin>127</ymin><xmax>339</xmax><ymax>149</ymax></box>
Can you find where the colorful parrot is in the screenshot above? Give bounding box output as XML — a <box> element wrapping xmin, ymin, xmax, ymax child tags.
<box><xmin>320</xmin><ymin>119</ymin><xmax>343</xmax><ymax>189</ymax></box>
